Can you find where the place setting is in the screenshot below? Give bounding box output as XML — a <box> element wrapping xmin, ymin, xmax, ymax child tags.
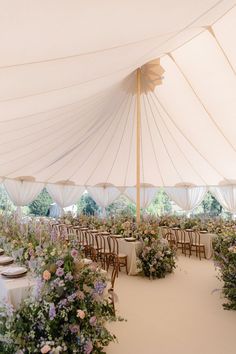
<box><xmin>1</xmin><ymin>266</ymin><xmax>28</xmax><ymax>279</ymax></box>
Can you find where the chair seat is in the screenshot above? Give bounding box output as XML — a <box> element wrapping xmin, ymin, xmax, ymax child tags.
<box><xmin>93</xmin><ymin>246</ymin><xmax>102</xmax><ymax>250</ymax></box>
<box><xmin>118</xmin><ymin>253</ymin><xmax>127</xmax><ymax>258</ymax></box>
<box><xmin>192</xmin><ymin>243</ymin><xmax>204</xmax><ymax>247</ymax></box>
<box><xmin>178</xmin><ymin>240</ymin><xmax>190</xmax><ymax>244</ymax></box>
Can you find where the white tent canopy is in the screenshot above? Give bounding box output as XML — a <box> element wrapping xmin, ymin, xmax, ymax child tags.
<box><xmin>0</xmin><ymin>1</ymin><xmax>236</xmax><ymax>189</ymax></box>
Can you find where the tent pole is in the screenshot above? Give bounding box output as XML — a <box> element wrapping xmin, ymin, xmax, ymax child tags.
<box><xmin>136</xmin><ymin>68</ymin><xmax>141</xmax><ymax>223</ymax></box>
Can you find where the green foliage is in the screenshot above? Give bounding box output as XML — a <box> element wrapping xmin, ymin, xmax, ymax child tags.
<box><xmin>147</xmin><ymin>190</ymin><xmax>172</xmax><ymax>216</ymax></box>
<box><xmin>0</xmin><ymin>185</ymin><xmax>14</xmax><ymax>212</ymax></box>
<box><xmin>28</xmin><ymin>188</ymin><xmax>52</xmax><ymax>216</ymax></box>
<box><xmin>213</xmin><ymin>233</ymin><xmax>236</xmax><ymax>310</ymax></box>
<box><xmin>106</xmin><ymin>195</ymin><xmax>136</xmax><ymax>217</ymax></box>
<box><xmin>201</xmin><ymin>192</ymin><xmax>222</xmax><ymax>216</ymax></box>
<box><xmin>77</xmin><ymin>193</ymin><xmax>99</xmax><ymax>215</ymax></box>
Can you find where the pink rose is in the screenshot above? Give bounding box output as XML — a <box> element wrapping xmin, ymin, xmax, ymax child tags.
<box><xmin>77</xmin><ymin>309</ymin><xmax>85</xmax><ymax>319</ymax></box>
<box><xmin>71</xmin><ymin>249</ymin><xmax>78</xmax><ymax>258</ymax></box>
<box><xmin>43</xmin><ymin>270</ymin><xmax>51</xmax><ymax>281</ymax></box>
<box><xmin>41</xmin><ymin>345</ymin><xmax>51</xmax><ymax>353</ymax></box>
<box><xmin>89</xmin><ymin>315</ymin><xmax>97</xmax><ymax>326</ymax></box>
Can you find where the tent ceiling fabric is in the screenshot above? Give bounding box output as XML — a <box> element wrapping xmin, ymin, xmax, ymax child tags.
<box><xmin>0</xmin><ymin>1</ymin><xmax>236</xmax><ymax>187</ymax></box>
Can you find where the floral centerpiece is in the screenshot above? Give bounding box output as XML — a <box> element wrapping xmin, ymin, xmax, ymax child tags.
<box><xmin>0</xmin><ymin>248</ymin><xmax>118</xmax><ymax>353</ymax></box>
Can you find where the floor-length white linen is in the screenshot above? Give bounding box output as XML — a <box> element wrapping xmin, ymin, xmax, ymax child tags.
<box><xmin>117</xmin><ymin>239</ymin><xmax>142</xmax><ymax>275</ymax></box>
<box><xmin>164</xmin><ymin>186</ymin><xmax>207</xmax><ymax>211</ymax></box>
<box><xmin>87</xmin><ymin>186</ymin><xmax>121</xmax><ymax>208</ymax></box>
<box><xmin>46</xmin><ymin>184</ymin><xmax>85</xmax><ymax>208</ymax></box>
<box><xmin>4</xmin><ymin>179</ymin><xmax>44</xmax><ymax>206</ymax></box>
<box><xmin>124</xmin><ymin>187</ymin><xmax>158</xmax><ymax>209</ymax></box>
<box><xmin>210</xmin><ymin>185</ymin><xmax>236</xmax><ymax>214</ymax></box>
<box><xmin>0</xmin><ymin>273</ymin><xmax>36</xmax><ymax>308</ymax></box>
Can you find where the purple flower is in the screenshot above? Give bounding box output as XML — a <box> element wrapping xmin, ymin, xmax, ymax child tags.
<box><xmin>69</xmin><ymin>324</ymin><xmax>80</xmax><ymax>333</ymax></box>
<box><xmin>29</xmin><ymin>249</ymin><xmax>34</xmax><ymax>257</ymax></box>
<box><xmin>89</xmin><ymin>316</ymin><xmax>97</xmax><ymax>326</ymax></box>
<box><xmin>71</xmin><ymin>249</ymin><xmax>78</xmax><ymax>258</ymax></box>
<box><xmin>58</xmin><ymin>298</ymin><xmax>68</xmax><ymax>308</ymax></box>
<box><xmin>84</xmin><ymin>340</ymin><xmax>93</xmax><ymax>354</ymax></box>
<box><xmin>94</xmin><ymin>281</ymin><xmax>106</xmax><ymax>295</ymax></box>
<box><xmin>56</xmin><ymin>260</ymin><xmax>64</xmax><ymax>267</ymax></box>
<box><xmin>33</xmin><ymin>277</ymin><xmax>44</xmax><ymax>298</ymax></box>
<box><xmin>49</xmin><ymin>303</ymin><xmax>56</xmax><ymax>320</ymax></box>
<box><xmin>68</xmin><ymin>293</ymin><xmax>77</xmax><ymax>302</ymax></box>
<box><xmin>4</xmin><ymin>302</ymin><xmax>14</xmax><ymax>317</ymax></box>
<box><xmin>50</xmin><ymin>228</ymin><xmax>57</xmax><ymax>242</ymax></box>
<box><xmin>56</xmin><ymin>267</ymin><xmax>64</xmax><ymax>277</ymax></box>
<box><xmin>65</xmin><ymin>272</ymin><xmax>73</xmax><ymax>281</ymax></box>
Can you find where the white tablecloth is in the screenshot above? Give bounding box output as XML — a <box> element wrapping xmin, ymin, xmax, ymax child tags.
<box><xmin>199</xmin><ymin>233</ymin><xmax>217</xmax><ymax>259</ymax></box>
<box><xmin>0</xmin><ymin>268</ymin><xmax>35</xmax><ymax>308</ymax></box>
<box><xmin>112</xmin><ymin>239</ymin><xmax>142</xmax><ymax>276</ymax></box>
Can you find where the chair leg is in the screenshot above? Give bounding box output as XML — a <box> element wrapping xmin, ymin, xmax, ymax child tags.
<box><xmin>125</xmin><ymin>258</ymin><xmax>128</xmax><ymax>275</ymax></box>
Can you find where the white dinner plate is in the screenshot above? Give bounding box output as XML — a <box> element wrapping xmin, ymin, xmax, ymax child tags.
<box><xmin>0</xmin><ymin>256</ymin><xmax>14</xmax><ymax>265</ymax></box>
<box><xmin>124</xmin><ymin>237</ymin><xmax>136</xmax><ymax>242</ymax></box>
<box><xmin>1</xmin><ymin>266</ymin><xmax>27</xmax><ymax>277</ymax></box>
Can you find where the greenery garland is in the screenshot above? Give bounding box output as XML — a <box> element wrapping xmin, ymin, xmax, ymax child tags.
<box><xmin>213</xmin><ymin>233</ymin><xmax>236</xmax><ymax>310</ymax></box>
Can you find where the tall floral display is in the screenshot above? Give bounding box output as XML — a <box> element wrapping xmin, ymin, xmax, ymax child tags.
<box><xmin>0</xmin><ymin>248</ymin><xmax>118</xmax><ymax>353</ymax></box>
<box><xmin>213</xmin><ymin>232</ymin><xmax>236</xmax><ymax>310</ymax></box>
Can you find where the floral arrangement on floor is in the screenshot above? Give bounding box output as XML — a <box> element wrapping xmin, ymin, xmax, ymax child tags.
<box><xmin>138</xmin><ymin>235</ymin><xmax>176</xmax><ymax>279</ymax></box>
<box><xmin>0</xmin><ymin>248</ymin><xmax>118</xmax><ymax>353</ymax></box>
<box><xmin>213</xmin><ymin>231</ymin><xmax>236</xmax><ymax>310</ymax></box>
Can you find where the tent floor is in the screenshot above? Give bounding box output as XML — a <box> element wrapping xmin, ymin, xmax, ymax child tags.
<box><xmin>106</xmin><ymin>255</ymin><xmax>236</xmax><ymax>354</ymax></box>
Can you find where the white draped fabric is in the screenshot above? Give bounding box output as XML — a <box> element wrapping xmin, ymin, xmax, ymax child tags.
<box><xmin>46</xmin><ymin>184</ymin><xmax>85</xmax><ymax>208</ymax></box>
<box><xmin>4</xmin><ymin>179</ymin><xmax>44</xmax><ymax>206</ymax></box>
<box><xmin>210</xmin><ymin>186</ymin><xmax>236</xmax><ymax>214</ymax></box>
<box><xmin>165</xmin><ymin>186</ymin><xmax>207</xmax><ymax>211</ymax></box>
<box><xmin>87</xmin><ymin>186</ymin><xmax>121</xmax><ymax>208</ymax></box>
<box><xmin>124</xmin><ymin>187</ymin><xmax>158</xmax><ymax>209</ymax></box>
<box><xmin>0</xmin><ymin>2</ymin><xmax>235</xmax><ymax>188</ymax></box>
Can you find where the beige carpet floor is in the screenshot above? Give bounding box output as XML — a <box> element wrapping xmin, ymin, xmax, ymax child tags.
<box><xmin>106</xmin><ymin>255</ymin><xmax>236</xmax><ymax>354</ymax></box>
